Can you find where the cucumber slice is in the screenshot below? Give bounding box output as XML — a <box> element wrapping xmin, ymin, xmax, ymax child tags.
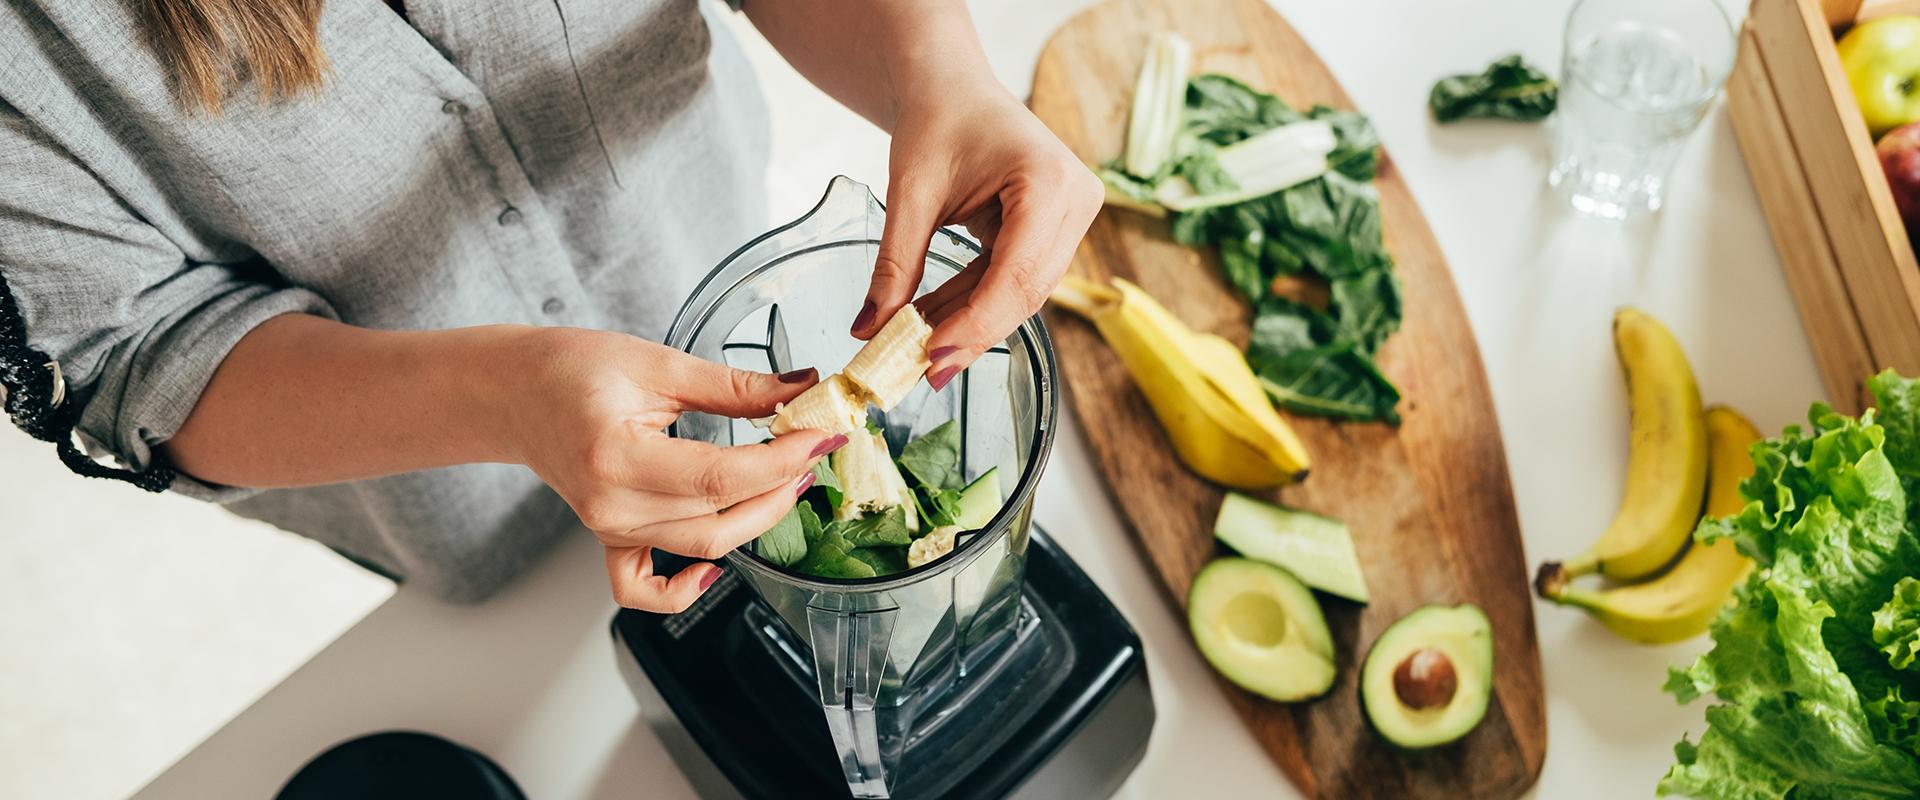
<box><xmin>1214</xmin><ymin>492</ymin><xmax>1369</xmax><ymax>603</ymax></box>
<box><xmin>953</xmin><ymin>468</ymin><xmax>1002</xmax><ymax>530</ymax></box>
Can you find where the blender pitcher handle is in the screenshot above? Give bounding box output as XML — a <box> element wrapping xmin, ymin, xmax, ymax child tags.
<box><xmin>805</xmin><ymin>604</ymin><xmax>898</xmax><ymax>798</ymax></box>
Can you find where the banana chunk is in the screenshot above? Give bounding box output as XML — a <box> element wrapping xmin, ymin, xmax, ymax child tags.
<box><xmin>843</xmin><ymin>304</ymin><xmax>934</xmax><ymax>410</ymax></box>
<box><xmin>770</xmin><ymin>374</ymin><xmax>868</xmax><ymax>436</ymax></box>
<box><xmin>907</xmin><ymin>525</ymin><xmax>961</xmax><ymax>569</ymax></box>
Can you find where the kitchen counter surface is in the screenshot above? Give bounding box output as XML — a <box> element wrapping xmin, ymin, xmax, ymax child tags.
<box><xmin>137</xmin><ymin>0</ymin><xmax>1825</xmax><ymax>797</ymax></box>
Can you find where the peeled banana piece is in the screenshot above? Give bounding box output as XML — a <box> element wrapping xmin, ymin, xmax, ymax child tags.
<box><xmin>1538</xmin><ymin>406</ymin><xmax>1758</xmax><ymax>644</ymax></box>
<box><xmin>908</xmin><ymin>525</ymin><xmax>961</xmax><ymax>568</ymax></box>
<box><xmin>770</xmin><ymin>374</ymin><xmax>868</xmax><ymax>436</ymax></box>
<box><xmin>1539</xmin><ymin>308</ymin><xmax>1707</xmax><ymax>585</ymax></box>
<box><xmin>769</xmin><ymin>304</ymin><xmax>933</xmax><ymax>437</ymax></box>
<box><xmin>1050</xmin><ymin>275</ymin><xmax>1310</xmax><ymax>489</ymax></box>
<box><xmin>844</xmin><ymin>304</ymin><xmax>934</xmax><ymax>410</ymax></box>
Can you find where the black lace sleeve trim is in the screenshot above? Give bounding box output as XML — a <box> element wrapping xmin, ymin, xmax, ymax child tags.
<box><xmin>0</xmin><ymin>267</ymin><xmax>174</xmax><ymax>493</ymax></box>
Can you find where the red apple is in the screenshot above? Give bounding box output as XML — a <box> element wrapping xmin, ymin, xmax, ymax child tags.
<box><xmin>1879</xmin><ymin>121</ymin><xmax>1920</xmax><ymax>240</ymax></box>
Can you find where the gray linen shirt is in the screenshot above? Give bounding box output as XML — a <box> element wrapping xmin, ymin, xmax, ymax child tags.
<box><xmin>0</xmin><ymin>0</ymin><xmax>772</xmax><ymax>600</ymax></box>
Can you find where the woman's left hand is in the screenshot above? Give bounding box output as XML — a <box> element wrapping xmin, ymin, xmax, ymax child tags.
<box><xmin>852</xmin><ymin>78</ymin><xmax>1103</xmax><ymax>390</ymax></box>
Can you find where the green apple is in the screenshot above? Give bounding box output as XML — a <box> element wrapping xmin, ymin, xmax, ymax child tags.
<box><xmin>1839</xmin><ymin>16</ymin><xmax>1920</xmax><ymax>137</ymax></box>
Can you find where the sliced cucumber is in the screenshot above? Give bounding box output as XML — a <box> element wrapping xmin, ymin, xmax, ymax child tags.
<box><xmin>954</xmin><ymin>468</ymin><xmax>1002</xmax><ymax>530</ymax></box>
<box><xmin>1214</xmin><ymin>492</ymin><xmax>1369</xmax><ymax>603</ymax></box>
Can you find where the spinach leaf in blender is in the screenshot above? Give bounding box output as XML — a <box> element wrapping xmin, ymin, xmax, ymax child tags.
<box><xmin>897</xmin><ymin>420</ymin><xmax>964</xmax><ymax>492</ymax></box>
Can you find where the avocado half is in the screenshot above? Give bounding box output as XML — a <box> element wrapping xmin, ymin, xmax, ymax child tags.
<box><xmin>1359</xmin><ymin>604</ymin><xmax>1493</xmax><ymax>749</ymax></box>
<box><xmin>1187</xmin><ymin>558</ymin><xmax>1336</xmax><ymax>702</ymax></box>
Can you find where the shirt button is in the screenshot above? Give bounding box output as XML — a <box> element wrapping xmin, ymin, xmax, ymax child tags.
<box><xmin>497</xmin><ymin>206</ymin><xmax>522</xmax><ymax>226</ymax></box>
<box><xmin>541</xmin><ymin>298</ymin><xmax>566</xmax><ymax>315</ymax></box>
<box><xmin>441</xmin><ymin>99</ymin><xmax>467</xmax><ymax>115</ymax></box>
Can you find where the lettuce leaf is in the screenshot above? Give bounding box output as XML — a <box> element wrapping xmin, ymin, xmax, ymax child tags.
<box><xmin>1661</xmin><ymin>370</ymin><xmax>1920</xmax><ymax>797</ymax></box>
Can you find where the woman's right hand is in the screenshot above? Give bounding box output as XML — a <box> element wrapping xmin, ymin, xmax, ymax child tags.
<box><xmin>500</xmin><ymin>328</ymin><xmax>845</xmax><ymax>613</ymax></box>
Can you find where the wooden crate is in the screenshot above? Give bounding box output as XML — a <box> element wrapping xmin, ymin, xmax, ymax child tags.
<box><xmin>1728</xmin><ymin>0</ymin><xmax>1920</xmax><ymax>412</ymax></box>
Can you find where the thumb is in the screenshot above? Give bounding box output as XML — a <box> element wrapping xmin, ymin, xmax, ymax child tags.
<box><xmin>858</xmin><ymin>180</ymin><xmax>941</xmax><ymax>339</ymax></box>
<box><xmin>665</xmin><ymin>355</ymin><xmax>818</xmax><ymax>419</ymax></box>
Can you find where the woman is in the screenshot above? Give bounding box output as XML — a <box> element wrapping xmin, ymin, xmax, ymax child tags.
<box><xmin>0</xmin><ymin>0</ymin><xmax>1099</xmax><ymax>611</ymax></box>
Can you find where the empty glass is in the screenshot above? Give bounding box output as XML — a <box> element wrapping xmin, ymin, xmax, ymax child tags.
<box><xmin>664</xmin><ymin>177</ymin><xmax>1059</xmax><ymax>798</ymax></box>
<box><xmin>1549</xmin><ymin>0</ymin><xmax>1736</xmax><ymax>219</ymax></box>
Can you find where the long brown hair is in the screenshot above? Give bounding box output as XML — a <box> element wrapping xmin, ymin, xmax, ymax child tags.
<box><xmin>142</xmin><ymin>0</ymin><xmax>330</xmax><ymax>113</ymax></box>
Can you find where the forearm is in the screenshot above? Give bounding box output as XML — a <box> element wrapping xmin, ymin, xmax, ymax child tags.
<box><xmin>162</xmin><ymin>314</ymin><xmax>525</xmax><ymax>488</ymax></box>
<box><xmin>744</xmin><ymin>0</ymin><xmax>999</xmax><ymax>131</ymax></box>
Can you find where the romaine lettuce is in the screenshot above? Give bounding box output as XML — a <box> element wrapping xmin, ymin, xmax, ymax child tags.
<box><xmin>1661</xmin><ymin>370</ymin><xmax>1920</xmax><ymax>797</ymax></box>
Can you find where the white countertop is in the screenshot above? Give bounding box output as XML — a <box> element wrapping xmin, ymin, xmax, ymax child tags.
<box><xmin>137</xmin><ymin>0</ymin><xmax>1827</xmax><ymax>797</ymax></box>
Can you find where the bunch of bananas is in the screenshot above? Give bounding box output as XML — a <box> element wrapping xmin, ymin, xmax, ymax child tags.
<box><xmin>1050</xmin><ymin>275</ymin><xmax>1311</xmax><ymax>489</ymax></box>
<box><xmin>1534</xmin><ymin>309</ymin><xmax>1757</xmax><ymax>645</ymax></box>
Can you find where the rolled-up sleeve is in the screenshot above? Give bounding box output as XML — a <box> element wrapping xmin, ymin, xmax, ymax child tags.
<box><xmin>0</xmin><ymin>101</ymin><xmax>336</xmax><ymax>499</ymax></box>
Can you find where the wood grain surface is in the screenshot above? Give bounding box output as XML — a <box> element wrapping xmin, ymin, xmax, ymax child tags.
<box><xmin>1027</xmin><ymin>0</ymin><xmax>1546</xmax><ymax>796</ymax></box>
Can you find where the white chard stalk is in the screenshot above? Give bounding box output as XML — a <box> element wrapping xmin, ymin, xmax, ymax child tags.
<box><xmin>769</xmin><ymin>304</ymin><xmax>935</xmax><ymax>437</ymax></box>
<box><xmin>1155</xmin><ymin>120</ymin><xmax>1336</xmax><ymax>212</ymax></box>
<box><xmin>1123</xmin><ymin>32</ymin><xmax>1193</xmax><ymax>179</ymax></box>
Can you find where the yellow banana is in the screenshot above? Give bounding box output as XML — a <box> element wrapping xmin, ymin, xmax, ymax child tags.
<box><xmin>1050</xmin><ymin>275</ymin><xmax>1310</xmax><ymax>488</ymax></box>
<box><xmin>1538</xmin><ymin>308</ymin><xmax>1708</xmax><ymax>585</ymax></box>
<box><xmin>1538</xmin><ymin>406</ymin><xmax>1758</xmax><ymax>644</ymax></box>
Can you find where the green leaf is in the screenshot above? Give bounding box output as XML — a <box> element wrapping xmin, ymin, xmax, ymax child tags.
<box><xmin>807</xmin><ymin>461</ymin><xmax>843</xmax><ymax>515</ymax></box>
<box><xmin>795</xmin><ymin>520</ymin><xmax>878</xmax><ymax>580</ymax></box>
<box><xmin>897</xmin><ymin>420</ymin><xmax>964</xmax><ymax>492</ymax></box>
<box><xmin>1428</xmin><ymin>54</ymin><xmax>1558</xmax><ymax>123</ymax></box>
<box><xmin>1254</xmin><ymin>344</ymin><xmax>1401</xmax><ymax>423</ymax></box>
<box><xmin>1331</xmin><ymin>268</ymin><xmax>1403</xmax><ymax>355</ymax></box>
<box><xmin>843</xmin><ymin>506</ymin><xmax>914</xmax><ymax>547</ymax></box>
<box><xmin>1248</xmin><ymin>296</ymin><xmax>1338</xmax><ymax>359</ymax></box>
<box><xmin>850</xmin><ymin>546</ymin><xmax>909</xmax><ymax>577</ymax></box>
<box><xmin>1309</xmin><ymin>105</ymin><xmax>1380</xmax><ymax>181</ymax></box>
<box><xmin>754</xmin><ymin>503</ymin><xmax>808</xmax><ymax>567</ymax></box>
<box><xmin>1875</xmin><ymin>577</ymin><xmax>1920</xmax><ymax>672</ymax></box>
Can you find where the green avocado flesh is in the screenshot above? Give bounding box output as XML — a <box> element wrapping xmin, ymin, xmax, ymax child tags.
<box><xmin>954</xmin><ymin>468</ymin><xmax>1001</xmax><ymax>529</ymax></box>
<box><xmin>1214</xmin><ymin>493</ymin><xmax>1369</xmax><ymax>603</ymax></box>
<box><xmin>1360</xmin><ymin>604</ymin><xmax>1493</xmax><ymax>749</ymax></box>
<box><xmin>1187</xmin><ymin>558</ymin><xmax>1336</xmax><ymax>702</ymax></box>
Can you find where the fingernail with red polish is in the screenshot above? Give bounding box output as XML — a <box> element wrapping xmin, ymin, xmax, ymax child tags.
<box><xmin>778</xmin><ymin>368</ymin><xmax>817</xmax><ymax>384</ymax></box>
<box><xmin>928</xmin><ymin>366</ymin><xmax>961</xmax><ymax>392</ymax></box>
<box><xmin>927</xmin><ymin>346</ymin><xmax>959</xmax><ymax>362</ymax></box>
<box><xmin>851</xmin><ymin>301</ymin><xmax>877</xmax><ymax>334</ymax></box>
<box><xmin>809</xmin><ymin>434</ymin><xmax>848</xmax><ymax>459</ymax></box>
<box><xmin>698</xmin><ymin>568</ymin><xmax>723</xmax><ymax>591</ymax></box>
<box><xmin>793</xmin><ymin>471</ymin><xmax>817</xmax><ymax>498</ymax></box>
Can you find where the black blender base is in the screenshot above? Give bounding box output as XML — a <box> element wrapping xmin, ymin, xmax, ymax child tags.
<box><xmin>611</xmin><ymin>527</ymin><xmax>1155</xmax><ymax>799</ymax></box>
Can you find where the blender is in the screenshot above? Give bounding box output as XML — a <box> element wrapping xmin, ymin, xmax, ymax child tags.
<box><xmin>611</xmin><ymin>177</ymin><xmax>1154</xmax><ymax>799</ymax></box>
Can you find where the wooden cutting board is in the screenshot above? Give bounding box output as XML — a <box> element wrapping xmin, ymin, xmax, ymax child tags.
<box><xmin>1029</xmin><ymin>0</ymin><xmax>1547</xmax><ymax>796</ymax></box>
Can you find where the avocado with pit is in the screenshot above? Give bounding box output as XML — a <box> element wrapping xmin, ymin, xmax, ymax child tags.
<box><xmin>1360</xmin><ymin>604</ymin><xmax>1493</xmax><ymax>749</ymax></box>
<box><xmin>1187</xmin><ymin>558</ymin><xmax>1336</xmax><ymax>702</ymax></box>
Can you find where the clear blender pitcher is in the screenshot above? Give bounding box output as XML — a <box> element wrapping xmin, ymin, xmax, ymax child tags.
<box><xmin>663</xmin><ymin>177</ymin><xmax>1060</xmax><ymax>798</ymax></box>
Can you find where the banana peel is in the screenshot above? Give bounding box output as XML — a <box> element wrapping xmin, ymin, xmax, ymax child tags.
<box><xmin>1050</xmin><ymin>275</ymin><xmax>1310</xmax><ymax>489</ymax></box>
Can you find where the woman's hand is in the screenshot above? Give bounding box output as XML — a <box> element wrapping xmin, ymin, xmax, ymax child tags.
<box><xmin>501</xmin><ymin>329</ymin><xmax>845</xmax><ymax>613</ymax></box>
<box><xmin>854</xmin><ymin>79</ymin><xmax>1103</xmax><ymax>389</ymax></box>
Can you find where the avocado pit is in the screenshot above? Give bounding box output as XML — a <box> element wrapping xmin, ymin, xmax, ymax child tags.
<box><xmin>1392</xmin><ymin>647</ymin><xmax>1458</xmax><ymax>709</ymax></box>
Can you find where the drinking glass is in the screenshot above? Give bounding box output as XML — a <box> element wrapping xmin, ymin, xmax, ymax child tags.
<box><xmin>1549</xmin><ymin>0</ymin><xmax>1736</xmax><ymax>219</ymax></box>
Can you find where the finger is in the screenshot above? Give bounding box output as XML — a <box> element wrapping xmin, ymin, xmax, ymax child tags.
<box><xmin>925</xmin><ymin>193</ymin><xmax>1068</xmax><ymax>381</ymax></box>
<box><xmin>913</xmin><ymin>256</ymin><xmax>988</xmax><ymax>327</ymax></box>
<box><xmin>662</xmin><ymin>353</ymin><xmax>819</xmax><ymax>419</ymax></box>
<box><xmin>605</xmin><ymin>545</ymin><xmax>724</xmax><ymax>614</ymax></box>
<box><xmin>859</xmin><ymin>180</ymin><xmax>943</xmax><ymax>339</ymax></box>
<box><xmin>636</xmin><ymin>430</ymin><xmax>842</xmax><ymax>503</ymax></box>
<box><xmin>604</xmin><ymin>473</ymin><xmax>813</xmax><ymax>559</ymax></box>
